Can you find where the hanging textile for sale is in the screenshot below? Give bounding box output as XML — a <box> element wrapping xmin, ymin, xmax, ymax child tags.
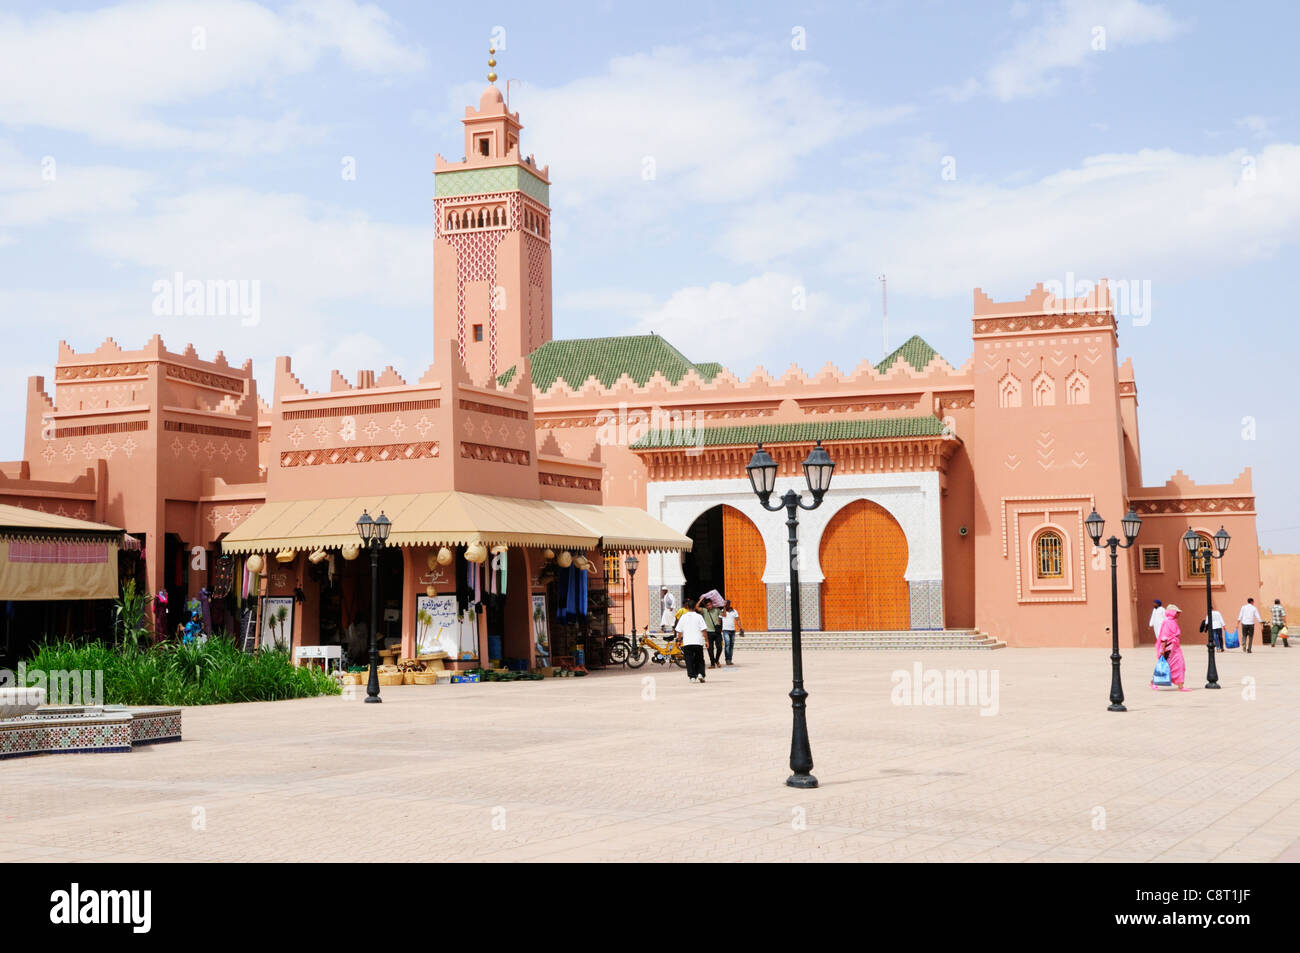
<box><xmin>198</xmin><ymin>587</ymin><xmax>212</xmax><ymax>634</ymax></box>
<box><xmin>455</xmin><ymin>547</ymin><xmax>471</xmax><ymax>613</ymax></box>
<box><xmin>471</xmin><ymin>561</ymin><xmax>481</xmax><ymax>604</ymax></box>
<box><xmin>578</xmin><ymin>566</ymin><xmax>588</xmax><ymax>616</ymax></box>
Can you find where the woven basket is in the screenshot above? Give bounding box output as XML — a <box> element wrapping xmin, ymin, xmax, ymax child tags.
<box><xmin>376</xmin><ymin>672</ymin><xmax>403</xmax><ymax>687</ymax></box>
<box><xmin>413</xmin><ymin>672</ymin><xmax>439</xmax><ymax>685</ymax></box>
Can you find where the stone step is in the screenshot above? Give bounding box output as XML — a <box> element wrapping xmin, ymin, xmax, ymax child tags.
<box><xmin>735</xmin><ymin>629</ymin><xmax>1007</xmax><ymax>650</ymax></box>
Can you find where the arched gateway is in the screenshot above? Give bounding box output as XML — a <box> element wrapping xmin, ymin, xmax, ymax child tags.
<box><xmin>683</xmin><ymin>504</ymin><xmax>767</xmax><ymax>631</ymax></box>
<box><xmin>819</xmin><ymin>500</ymin><xmax>910</xmax><ymax>630</ymax></box>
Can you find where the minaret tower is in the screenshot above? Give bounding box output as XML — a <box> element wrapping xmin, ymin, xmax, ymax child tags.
<box><xmin>433</xmin><ymin>46</ymin><xmax>552</xmax><ymax>383</ymax></box>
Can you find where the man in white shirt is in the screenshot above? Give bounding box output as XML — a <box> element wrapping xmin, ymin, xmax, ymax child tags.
<box><xmin>1237</xmin><ymin>598</ymin><xmax>1262</xmax><ymax>653</ymax></box>
<box><xmin>1149</xmin><ymin>600</ymin><xmax>1166</xmax><ymax>643</ymax></box>
<box><xmin>720</xmin><ymin>600</ymin><xmax>740</xmax><ymax>666</ymax></box>
<box><xmin>1201</xmin><ymin>608</ymin><xmax>1226</xmax><ymax>651</ymax></box>
<box><xmin>674</xmin><ymin>598</ymin><xmax>709</xmax><ymax>683</ymax></box>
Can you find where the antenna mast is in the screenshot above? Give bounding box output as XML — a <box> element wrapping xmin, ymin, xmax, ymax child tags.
<box><xmin>878</xmin><ymin>274</ymin><xmax>888</xmax><ymax>355</ymax></box>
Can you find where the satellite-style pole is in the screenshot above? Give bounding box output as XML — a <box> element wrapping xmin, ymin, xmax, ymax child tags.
<box><xmin>878</xmin><ymin>274</ymin><xmax>888</xmax><ymax>354</ymax></box>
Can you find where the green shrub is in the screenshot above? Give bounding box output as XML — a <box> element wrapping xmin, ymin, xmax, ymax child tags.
<box><xmin>21</xmin><ymin>634</ymin><xmax>340</xmax><ymax>706</ymax></box>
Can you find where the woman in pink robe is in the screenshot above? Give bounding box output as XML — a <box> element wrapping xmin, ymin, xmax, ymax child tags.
<box><xmin>1153</xmin><ymin>604</ymin><xmax>1188</xmax><ymax>691</ymax></box>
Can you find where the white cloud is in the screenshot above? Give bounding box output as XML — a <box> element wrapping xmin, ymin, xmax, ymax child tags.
<box><xmin>485</xmin><ymin>47</ymin><xmax>911</xmax><ymax>213</ymax></box>
<box><xmin>969</xmin><ymin>0</ymin><xmax>1181</xmax><ymax>101</ymax></box>
<box><xmin>0</xmin><ymin>142</ymin><xmax>153</xmax><ymax>227</ymax></box>
<box><xmin>632</xmin><ymin>272</ymin><xmax>847</xmax><ymax>367</ymax></box>
<box><xmin>720</xmin><ymin>145</ymin><xmax>1300</xmax><ymax>299</ymax></box>
<box><xmin>0</xmin><ymin>0</ymin><xmax>424</xmax><ymax>152</ymax></box>
<box><xmin>1237</xmin><ymin>115</ymin><xmax>1278</xmax><ymax>140</ymax></box>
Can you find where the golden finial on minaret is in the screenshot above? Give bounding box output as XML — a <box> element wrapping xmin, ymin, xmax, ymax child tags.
<box><xmin>487</xmin><ymin>46</ymin><xmax>497</xmax><ymax>83</ymax></box>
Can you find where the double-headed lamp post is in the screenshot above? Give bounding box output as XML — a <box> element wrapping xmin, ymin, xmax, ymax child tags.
<box><xmin>1085</xmin><ymin>507</ymin><xmax>1142</xmax><ymax>712</ymax></box>
<box><xmin>1183</xmin><ymin>526</ymin><xmax>1230</xmax><ymax>690</ymax></box>
<box><xmin>356</xmin><ymin>509</ymin><xmax>392</xmax><ymax>703</ymax></box>
<box><xmin>746</xmin><ymin>439</ymin><xmax>835</xmax><ymax>789</ymax></box>
<box><xmin>624</xmin><ymin>554</ymin><xmax>639</xmax><ymax>641</ymax></box>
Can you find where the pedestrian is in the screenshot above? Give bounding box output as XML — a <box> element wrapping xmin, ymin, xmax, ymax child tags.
<box><xmin>1237</xmin><ymin>598</ymin><xmax>1261</xmax><ymax>653</ymax></box>
<box><xmin>1200</xmin><ymin>608</ymin><xmax>1226</xmax><ymax>652</ymax></box>
<box><xmin>699</xmin><ymin>596</ymin><xmax>723</xmax><ymax>669</ymax></box>
<box><xmin>658</xmin><ymin>587</ymin><xmax>676</xmax><ymax>633</ymax></box>
<box><xmin>1152</xmin><ymin>604</ymin><xmax>1188</xmax><ymax>692</ymax></box>
<box><xmin>1148</xmin><ymin>599</ymin><xmax>1166</xmax><ymax>643</ymax></box>
<box><xmin>720</xmin><ymin>600</ymin><xmax>741</xmax><ymax>666</ymax></box>
<box><xmin>674</xmin><ymin>598</ymin><xmax>708</xmax><ymax>683</ymax></box>
<box><xmin>1271</xmin><ymin>599</ymin><xmax>1290</xmax><ymax>647</ymax></box>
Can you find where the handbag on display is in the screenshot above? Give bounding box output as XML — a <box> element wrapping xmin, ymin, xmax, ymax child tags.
<box><xmin>1152</xmin><ymin>655</ymin><xmax>1172</xmax><ymax>687</ymax></box>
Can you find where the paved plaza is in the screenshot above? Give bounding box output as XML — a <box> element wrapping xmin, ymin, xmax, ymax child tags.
<box><xmin>2</xmin><ymin>647</ymin><xmax>1298</xmax><ymax>862</ymax></box>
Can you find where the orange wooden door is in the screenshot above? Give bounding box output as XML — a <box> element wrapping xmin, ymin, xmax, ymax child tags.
<box><xmin>819</xmin><ymin>500</ymin><xmax>910</xmax><ymax>630</ymax></box>
<box><xmin>721</xmin><ymin>505</ymin><xmax>767</xmax><ymax>631</ymax></box>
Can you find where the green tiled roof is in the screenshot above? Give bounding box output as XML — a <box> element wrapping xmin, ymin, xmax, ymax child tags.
<box><xmin>434</xmin><ymin>165</ymin><xmax>550</xmax><ymax>206</ymax></box>
<box><xmin>498</xmin><ymin>334</ymin><xmax>722</xmax><ymax>391</ymax></box>
<box><xmin>876</xmin><ymin>335</ymin><xmax>942</xmax><ymax>373</ymax></box>
<box><xmin>631</xmin><ymin>416</ymin><xmax>948</xmax><ymax>449</ymax></box>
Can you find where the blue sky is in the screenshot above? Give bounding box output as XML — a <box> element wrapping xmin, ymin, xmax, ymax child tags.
<box><xmin>1</xmin><ymin>0</ymin><xmax>1297</xmax><ymax>549</ymax></box>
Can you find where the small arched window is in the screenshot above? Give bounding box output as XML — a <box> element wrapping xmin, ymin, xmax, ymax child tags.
<box><xmin>1187</xmin><ymin>533</ymin><xmax>1213</xmax><ymax>577</ymax></box>
<box><xmin>1036</xmin><ymin>531</ymin><xmax>1064</xmax><ymax>579</ymax></box>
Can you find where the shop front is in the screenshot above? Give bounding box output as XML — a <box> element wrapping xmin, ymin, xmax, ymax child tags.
<box><xmin>221</xmin><ymin>492</ymin><xmax>689</xmax><ymax>673</ymax></box>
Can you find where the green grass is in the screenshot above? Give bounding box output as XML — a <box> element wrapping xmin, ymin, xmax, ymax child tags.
<box><xmin>21</xmin><ymin>635</ymin><xmax>341</xmax><ymax>706</ymax></box>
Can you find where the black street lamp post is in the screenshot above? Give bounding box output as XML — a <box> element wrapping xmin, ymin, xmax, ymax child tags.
<box><xmin>1183</xmin><ymin>526</ymin><xmax>1230</xmax><ymax>690</ymax></box>
<box><xmin>356</xmin><ymin>509</ymin><xmax>392</xmax><ymax>703</ymax></box>
<box><xmin>1085</xmin><ymin>507</ymin><xmax>1142</xmax><ymax>711</ymax></box>
<box><xmin>625</xmin><ymin>554</ymin><xmax>639</xmax><ymax>649</ymax></box>
<box><xmin>746</xmin><ymin>439</ymin><xmax>835</xmax><ymax>789</ymax></box>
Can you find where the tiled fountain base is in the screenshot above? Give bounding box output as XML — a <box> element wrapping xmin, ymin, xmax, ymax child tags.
<box><xmin>0</xmin><ymin>705</ymin><xmax>182</xmax><ymax>760</ymax></box>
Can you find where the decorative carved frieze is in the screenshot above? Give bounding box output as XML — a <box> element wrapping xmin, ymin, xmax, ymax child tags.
<box><xmin>283</xmin><ymin>398</ymin><xmax>439</xmax><ymax>421</ymax></box>
<box><xmin>57</xmin><ymin>363</ymin><xmax>148</xmax><ymax>380</ymax></box>
<box><xmin>637</xmin><ymin>437</ymin><xmax>956</xmax><ymax>481</ymax></box>
<box><xmin>460</xmin><ymin>399</ymin><xmax>529</xmax><ymax>420</ymax></box>
<box><xmin>973</xmin><ymin>313</ymin><xmax>1113</xmax><ymax>336</ymax></box>
<box><xmin>460</xmin><ymin>441</ymin><xmax>530</xmax><ymax>466</ymax></box>
<box><xmin>165</xmin><ymin>365</ymin><xmax>245</xmax><ymax>392</ymax></box>
<box><xmin>539</xmin><ymin>472</ymin><xmax>601</xmax><ymax>491</ymax></box>
<box><xmin>280</xmin><ymin>442</ymin><xmax>440</xmax><ymax>467</ymax></box>
<box><xmin>1130</xmin><ymin>497</ymin><xmax>1255</xmax><ymax>515</ymax></box>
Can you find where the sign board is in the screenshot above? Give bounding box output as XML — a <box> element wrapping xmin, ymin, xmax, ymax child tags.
<box><xmin>416</xmin><ymin>594</ymin><xmax>460</xmax><ymax>657</ymax></box>
<box><xmin>261</xmin><ymin>597</ymin><xmax>294</xmax><ymax>650</ymax></box>
<box><xmin>532</xmin><ymin>594</ymin><xmax>549</xmax><ymax>649</ymax></box>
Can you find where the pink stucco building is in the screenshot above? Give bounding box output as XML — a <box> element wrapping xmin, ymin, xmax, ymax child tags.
<box><xmin>0</xmin><ymin>76</ymin><xmax>1263</xmax><ymax>660</ymax></box>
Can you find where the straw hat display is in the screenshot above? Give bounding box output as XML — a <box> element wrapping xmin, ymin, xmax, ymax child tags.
<box><xmin>245</xmin><ymin>554</ymin><xmax>264</xmax><ymax>574</ymax></box>
<box><xmin>275</xmin><ymin>549</ymin><xmax>295</xmax><ymax>564</ymax></box>
<box><xmin>436</xmin><ymin>546</ymin><xmax>454</xmax><ymax>565</ymax></box>
<box><xmin>465</xmin><ymin>541</ymin><xmax>488</xmax><ymax>564</ymax></box>
<box><xmin>556</xmin><ymin>550</ymin><xmax>572</xmax><ymax>568</ymax></box>
<box><xmin>341</xmin><ymin>543</ymin><xmax>360</xmax><ymax>561</ymax></box>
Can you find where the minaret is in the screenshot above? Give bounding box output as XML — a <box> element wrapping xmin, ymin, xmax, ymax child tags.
<box><xmin>433</xmin><ymin>45</ymin><xmax>552</xmax><ymax>383</ymax></box>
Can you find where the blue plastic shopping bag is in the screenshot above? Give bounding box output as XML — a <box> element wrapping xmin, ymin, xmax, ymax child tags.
<box><xmin>1225</xmin><ymin>629</ymin><xmax>1240</xmax><ymax>649</ymax></box>
<box><xmin>1152</xmin><ymin>655</ymin><xmax>1172</xmax><ymax>687</ymax></box>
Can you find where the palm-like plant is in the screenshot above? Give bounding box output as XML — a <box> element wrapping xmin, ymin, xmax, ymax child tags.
<box><xmin>274</xmin><ymin>605</ymin><xmax>289</xmax><ymax>646</ymax></box>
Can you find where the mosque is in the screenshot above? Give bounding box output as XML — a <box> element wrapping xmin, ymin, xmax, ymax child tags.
<box><xmin>0</xmin><ymin>63</ymin><xmax>1260</xmax><ymax>659</ymax></box>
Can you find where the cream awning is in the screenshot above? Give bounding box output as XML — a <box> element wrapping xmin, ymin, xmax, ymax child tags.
<box><xmin>221</xmin><ymin>492</ymin><xmax>600</xmax><ymax>554</ymax></box>
<box><xmin>220</xmin><ymin>492</ymin><xmax>693</xmax><ymax>555</ymax></box>
<box><xmin>544</xmin><ymin>501</ymin><xmax>693</xmax><ymax>553</ymax></box>
<box><xmin>0</xmin><ymin>505</ymin><xmax>121</xmax><ymax>600</ymax></box>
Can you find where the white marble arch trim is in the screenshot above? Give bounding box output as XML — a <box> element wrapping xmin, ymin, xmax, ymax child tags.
<box><xmin>643</xmin><ymin>472</ymin><xmax>944</xmax><ymax>587</ymax></box>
